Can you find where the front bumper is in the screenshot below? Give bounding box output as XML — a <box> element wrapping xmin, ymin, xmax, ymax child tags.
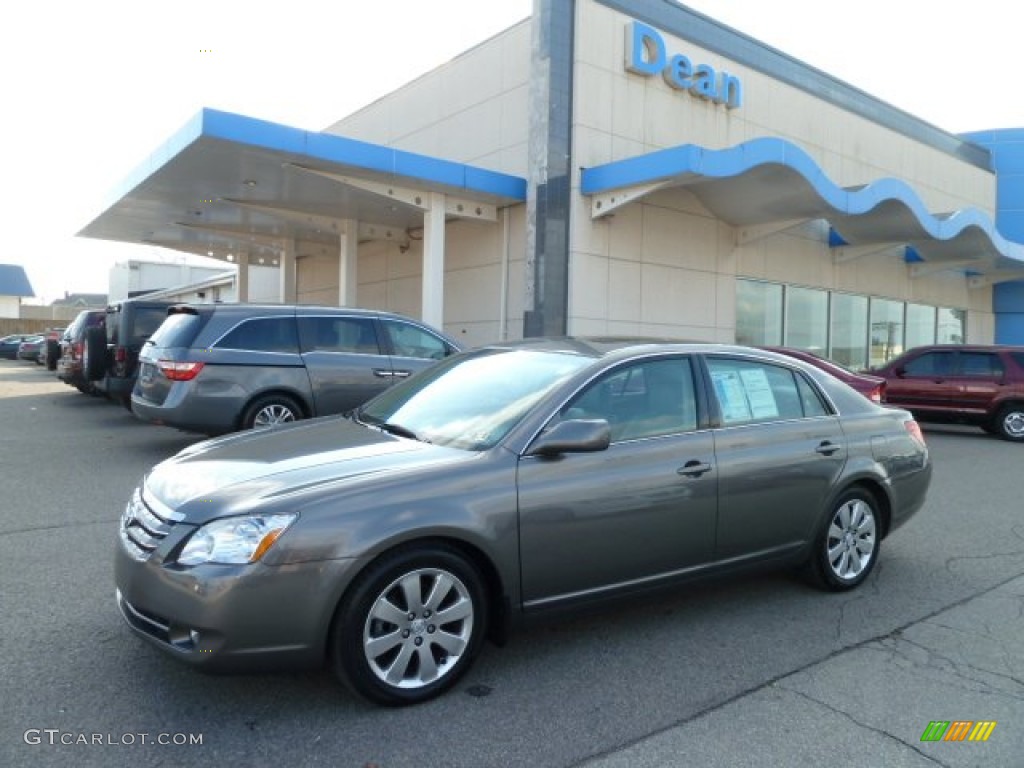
<box><xmin>114</xmin><ymin>537</ymin><xmax>357</xmax><ymax>671</ymax></box>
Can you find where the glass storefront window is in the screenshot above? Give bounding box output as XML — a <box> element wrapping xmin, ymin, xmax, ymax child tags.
<box><xmin>829</xmin><ymin>293</ymin><xmax>869</xmax><ymax>370</ymax></box>
<box><xmin>905</xmin><ymin>304</ymin><xmax>937</xmax><ymax>351</ymax></box>
<box><xmin>869</xmin><ymin>298</ymin><xmax>904</xmax><ymax>367</ymax></box>
<box><xmin>784</xmin><ymin>286</ymin><xmax>828</xmax><ymax>353</ymax></box>
<box><xmin>736</xmin><ymin>280</ymin><xmax>782</xmax><ymax>345</ymax></box>
<box><xmin>937</xmin><ymin>307</ymin><xmax>966</xmax><ymax>343</ymax></box>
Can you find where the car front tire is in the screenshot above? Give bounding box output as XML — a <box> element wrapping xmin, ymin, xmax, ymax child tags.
<box><xmin>331</xmin><ymin>545</ymin><xmax>487</xmax><ymax>706</ymax></box>
<box><xmin>805</xmin><ymin>488</ymin><xmax>880</xmax><ymax>591</ymax></box>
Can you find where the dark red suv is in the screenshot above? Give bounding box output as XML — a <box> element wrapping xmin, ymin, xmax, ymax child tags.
<box><xmin>872</xmin><ymin>345</ymin><xmax>1024</xmax><ymax>441</ymax></box>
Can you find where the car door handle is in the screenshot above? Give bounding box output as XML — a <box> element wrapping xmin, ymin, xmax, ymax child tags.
<box><xmin>815</xmin><ymin>440</ymin><xmax>842</xmax><ymax>456</ymax></box>
<box><xmin>392</xmin><ymin>369</ymin><xmax>412</xmax><ymax>379</ymax></box>
<box><xmin>677</xmin><ymin>460</ymin><xmax>712</xmax><ymax>478</ymax></box>
<box><xmin>372</xmin><ymin>369</ymin><xmax>394</xmax><ymax>378</ymax></box>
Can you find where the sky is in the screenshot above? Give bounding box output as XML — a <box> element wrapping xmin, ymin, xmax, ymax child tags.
<box><xmin>3</xmin><ymin>0</ymin><xmax>1021</xmax><ymax>304</ymax></box>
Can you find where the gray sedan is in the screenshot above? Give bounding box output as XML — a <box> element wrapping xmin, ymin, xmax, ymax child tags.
<box><xmin>114</xmin><ymin>339</ymin><xmax>931</xmax><ymax>706</ymax></box>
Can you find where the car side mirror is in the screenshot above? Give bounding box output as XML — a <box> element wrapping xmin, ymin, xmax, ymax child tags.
<box><xmin>527</xmin><ymin>419</ymin><xmax>611</xmax><ymax>457</ymax></box>
<box><xmin>893</xmin><ymin>366</ymin><xmax>905</xmax><ymax>378</ymax></box>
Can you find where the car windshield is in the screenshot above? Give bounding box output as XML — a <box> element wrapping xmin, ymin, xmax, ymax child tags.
<box><xmin>357</xmin><ymin>348</ymin><xmax>591</xmax><ymax>451</ymax></box>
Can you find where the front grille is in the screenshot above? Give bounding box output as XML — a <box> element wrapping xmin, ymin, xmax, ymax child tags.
<box><xmin>119</xmin><ymin>488</ymin><xmax>180</xmax><ymax>561</ymax></box>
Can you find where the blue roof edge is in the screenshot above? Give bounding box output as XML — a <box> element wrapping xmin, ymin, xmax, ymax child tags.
<box><xmin>199</xmin><ymin>108</ymin><xmax>527</xmax><ymax>201</ymax></box>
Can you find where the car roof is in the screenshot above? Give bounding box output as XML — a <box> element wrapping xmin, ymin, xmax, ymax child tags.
<box><xmin>482</xmin><ymin>336</ymin><xmax>780</xmax><ymax>360</ymax></box>
<box><xmin>168</xmin><ymin>303</ymin><xmax>415</xmax><ymax>320</ymax></box>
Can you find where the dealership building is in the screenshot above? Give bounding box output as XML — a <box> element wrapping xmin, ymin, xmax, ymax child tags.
<box><xmin>81</xmin><ymin>0</ymin><xmax>1024</xmax><ymax>369</ymax></box>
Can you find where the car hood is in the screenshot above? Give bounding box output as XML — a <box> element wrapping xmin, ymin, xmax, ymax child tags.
<box><xmin>144</xmin><ymin>416</ymin><xmax>468</xmax><ymax>520</ymax></box>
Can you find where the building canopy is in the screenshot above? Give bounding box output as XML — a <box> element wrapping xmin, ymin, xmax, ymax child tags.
<box><xmin>79</xmin><ymin>109</ymin><xmax>527</xmax><ymax>265</ymax></box>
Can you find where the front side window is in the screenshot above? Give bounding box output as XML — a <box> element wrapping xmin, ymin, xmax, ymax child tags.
<box><xmin>706</xmin><ymin>358</ymin><xmax>821</xmax><ymax>425</ymax></box>
<box><xmin>215</xmin><ymin>318</ymin><xmax>299</xmax><ymax>354</ymax></box>
<box><xmin>560</xmin><ymin>358</ymin><xmax>697</xmax><ymax>442</ymax></box>
<box><xmin>903</xmin><ymin>351</ymin><xmax>955</xmax><ymax>376</ymax></box>
<box><xmin>382</xmin><ymin>320</ymin><xmax>450</xmax><ymax>360</ymax></box>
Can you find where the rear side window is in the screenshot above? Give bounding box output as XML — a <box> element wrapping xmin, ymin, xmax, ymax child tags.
<box><xmin>707</xmin><ymin>358</ymin><xmax>820</xmax><ymax>425</ymax></box>
<box><xmin>215</xmin><ymin>317</ymin><xmax>299</xmax><ymax>354</ymax></box>
<box><xmin>298</xmin><ymin>316</ymin><xmax>380</xmax><ymax>354</ymax></box>
<box><xmin>148</xmin><ymin>313</ymin><xmax>207</xmax><ymax>348</ymax></box>
<box><xmin>381</xmin><ymin>319</ymin><xmax>450</xmax><ymax>360</ymax></box>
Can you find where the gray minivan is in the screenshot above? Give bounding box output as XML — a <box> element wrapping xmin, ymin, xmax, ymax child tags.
<box><xmin>131</xmin><ymin>304</ymin><xmax>462</xmax><ymax>434</ymax></box>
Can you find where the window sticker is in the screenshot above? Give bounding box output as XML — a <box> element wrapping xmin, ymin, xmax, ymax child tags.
<box><xmin>739</xmin><ymin>368</ymin><xmax>779</xmax><ymax>419</ymax></box>
<box><xmin>710</xmin><ymin>366</ymin><xmax>780</xmax><ymax>423</ymax></box>
<box><xmin>710</xmin><ymin>370</ymin><xmax>752</xmax><ymax>423</ymax></box>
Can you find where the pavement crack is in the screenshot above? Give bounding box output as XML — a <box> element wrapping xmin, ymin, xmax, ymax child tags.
<box><xmin>906</xmin><ymin>624</ymin><xmax>1024</xmax><ymax>693</ymax></box>
<box><xmin>572</xmin><ymin>569</ymin><xmax>1024</xmax><ymax>768</ymax></box>
<box><xmin>944</xmin><ymin>549</ymin><xmax>1024</xmax><ymax>574</ymax></box>
<box><xmin>776</xmin><ymin>684</ymin><xmax>954</xmax><ymax>768</ymax></box>
<box><xmin>0</xmin><ymin>519</ymin><xmax>113</xmax><ymax>538</ymax></box>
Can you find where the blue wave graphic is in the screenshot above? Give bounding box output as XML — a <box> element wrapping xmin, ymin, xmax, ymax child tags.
<box><xmin>581</xmin><ymin>137</ymin><xmax>1024</xmax><ymax>267</ymax></box>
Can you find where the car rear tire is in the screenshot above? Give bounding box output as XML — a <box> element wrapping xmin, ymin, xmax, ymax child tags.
<box><xmin>994</xmin><ymin>404</ymin><xmax>1024</xmax><ymax>442</ymax></box>
<box><xmin>804</xmin><ymin>488</ymin><xmax>880</xmax><ymax>591</ymax></box>
<box><xmin>241</xmin><ymin>394</ymin><xmax>302</xmax><ymax>430</ymax></box>
<box><xmin>331</xmin><ymin>545</ymin><xmax>487</xmax><ymax>706</ymax></box>
<box><xmin>82</xmin><ymin>326</ymin><xmax>107</xmax><ymax>382</ymax></box>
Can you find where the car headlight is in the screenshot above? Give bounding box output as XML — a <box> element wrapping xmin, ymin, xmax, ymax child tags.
<box><xmin>177</xmin><ymin>513</ymin><xmax>297</xmax><ymax>566</ymax></box>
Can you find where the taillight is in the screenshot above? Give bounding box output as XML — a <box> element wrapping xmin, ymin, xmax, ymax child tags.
<box><xmin>72</xmin><ymin>342</ymin><xmax>82</xmax><ymax>359</ymax></box>
<box><xmin>867</xmin><ymin>384</ymin><xmax>883</xmax><ymax>403</ymax></box>
<box><xmin>115</xmin><ymin>346</ymin><xmax>127</xmax><ymax>363</ymax></box>
<box><xmin>904</xmin><ymin>419</ymin><xmax>926</xmax><ymax>448</ymax></box>
<box><xmin>157</xmin><ymin>360</ymin><xmax>205</xmax><ymax>381</ymax></box>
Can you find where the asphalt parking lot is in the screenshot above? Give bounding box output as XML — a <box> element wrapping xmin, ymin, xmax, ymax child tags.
<box><xmin>1</xmin><ymin>361</ymin><xmax>1022</xmax><ymax>767</ymax></box>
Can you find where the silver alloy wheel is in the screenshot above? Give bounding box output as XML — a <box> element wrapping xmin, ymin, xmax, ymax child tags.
<box><xmin>826</xmin><ymin>497</ymin><xmax>876</xmax><ymax>581</ymax></box>
<box><xmin>252</xmin><ymin>403</ymin><xmax>296</xmax><ymax>427</ymax></box>
<box><xmin>1000</xmin><ymin>408</ymin><xmax>1024</xmax><ymax>439</ymax></box>
<box><xmin>362</xmin><ymin>567</ymin><xmax>474</xmax><ymax>690</ymax></box>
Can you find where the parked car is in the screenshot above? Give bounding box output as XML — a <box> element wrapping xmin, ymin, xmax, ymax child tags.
<box><xmin>759</xmin><ymin>346</ymin><xmax>886</xmax><ymax>403</ymax></box>
<box><xmin>115</xmin><ymin>339</ymin><xmax>931</xmax><ymax>705</ymax></box>
<box><xmin>56</xmin><ymin>310</ymin><xmax>106</xmax><ymax>393</ymax></box>
<box><xmin>872</xmin><ymin>344</ymin><xmax>1024</xmax><ymax>441</ymax></box>
<box><xmin>80</xmin><ymin>298</ymin><xmax>174</xmax><ymax>407</ymax></box>
<box><xmin>131</xmin><ymin>304</ymin><xmax>462</xmax><ymax>434</ymax></box>
<box><xmin>0</xmin><ymin>334</ymin><xmax>39</xmax><ymax>360</ymax></box>
<box><xmin>16</xmin><ymin>335</ymin><xmax>45</xmax><ymax>363</ymax></box>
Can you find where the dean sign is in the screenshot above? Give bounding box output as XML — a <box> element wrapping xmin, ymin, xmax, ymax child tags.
<box><xmin>625</xmin><ymin>20</ymin><xmax>743</xmax><ymax>110</ymax></box>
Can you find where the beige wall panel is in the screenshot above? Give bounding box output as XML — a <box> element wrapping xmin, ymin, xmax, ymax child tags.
<box><xmin>445</xmin><ymin>264</ymin><xmax>503</xmax><ymax>324</ymax></box>
<box><xmin>569</xmin><ymin>252</ymin><xmax>610</xmax><ymax>320</ymax></box>
<box><xmin>608</xmin><ymin>258</ymin><xmax>643</xmax><ymax>323</ymax></box>
<box><xmin>640</xmin><ymin>264</ymin><xmax>717</xmax><ymax>327</ymax></box>
<box><xmin>327</xmin><ymin>22</ymin><xmax>530</xmax><ymax>171</ymax></box>
<box><xmin>572</xmin><ymin>193</ymin><xmax>611</xmax><ymax>257</ymax></box>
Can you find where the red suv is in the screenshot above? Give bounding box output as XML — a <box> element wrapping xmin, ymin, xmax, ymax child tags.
<box><xmin>872</xmin><ymin>345</ymin><xmax>1024</xmax><ymax>441</ymax></box>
